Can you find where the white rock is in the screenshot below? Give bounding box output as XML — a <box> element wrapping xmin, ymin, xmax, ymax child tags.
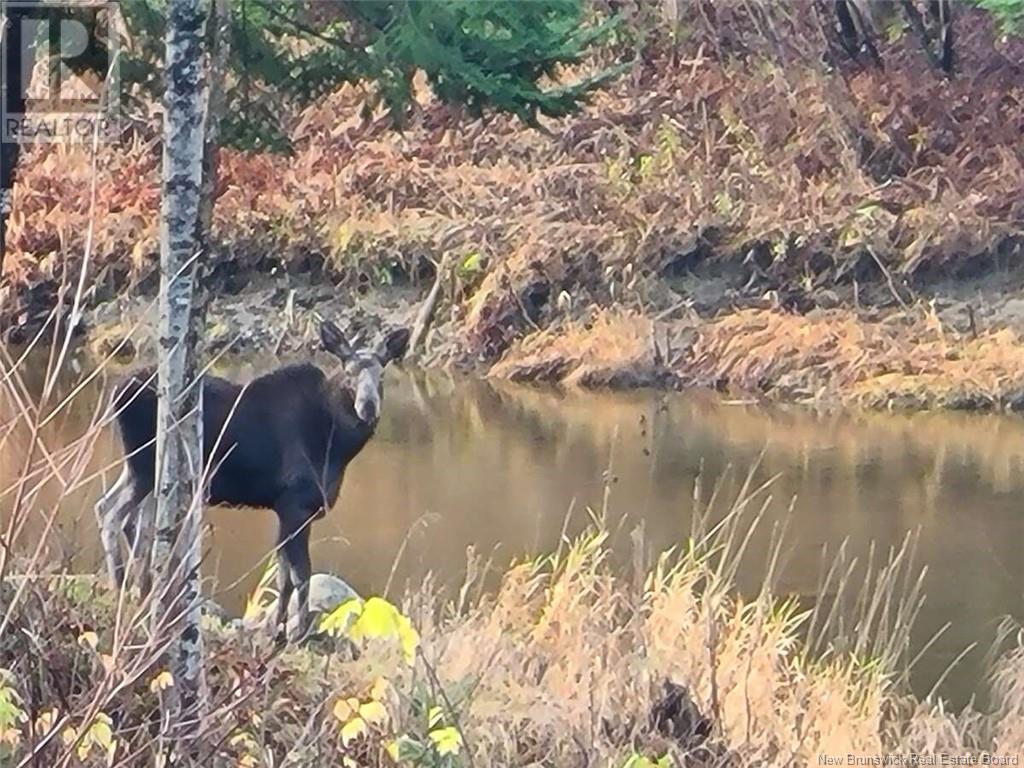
<box><xmin>287</xmin><ymin>573</ymin><xmax>362</xmax><ymax>641</ymax></box>
<box><xmin>255</xmin><ymin>573</ymin><xmax>361</xmax><ymax>640</ymax></box>
<box><xmin>296</xmin><ymin>572</ymin><xmax>361</xmax><ymax>615</ymax></box>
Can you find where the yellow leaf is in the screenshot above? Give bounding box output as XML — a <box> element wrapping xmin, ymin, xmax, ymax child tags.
<box><xmin>396</xmin><ymin>614</ymin><xmax>420</xmax><ymax>665</ymax></box>
<box><xmin>429</xmin><ymin>726</ymin><xmax>462</xmax><ymax>757</ymax></box>
<box><xmin>329</xmin><ymin>221</ymin><xmax>355</xmax><ymax>254</ymax></box>
<box><xmin>34</xmin><ymin>708</ymin><xmax>58</xmax><ymax>734</ymax></box>
<box><xmin>358</xmin><ymin>700</ymin><xmax>388</xmax><ymax>727</ymax></box>
<box><xmin>323</xmin><ymin>596</ymin><xmax>419</xmax><ymax>665</ymax></box>
<box><xmin>350</xmin><ymin>597</ymin><xmax>399</xmax><ymax>642</ymax></box>
<box><xmin>340</xmin><ymin>716</ymin><xmax>367</xmax><ymax>746</ymax></box>
<box><xmin>319</xmin><ymin>597</ymin><xmax>363</xmax><ymax>637</ymax></box>
<box><xmin>229</xmin><ymin>731</ymin><xmax>257</xmax><ymax>748</ymax></box>
<box><xmin>332</xmin><ymin>698</ymin><xmax>354</xmax><ymax>722</ymax></box>
<box><xmin>0</xmin><ymin>726</ymin><xmax>21</xmax><ymax>747</ymax></box>
<box><xmin>427</xmin><ymin>706</ymin><xmax>444</xmax><ymax>729</ymax></box>
<box><xmin>78</xmin><ymin>631</ymin><xmax>99</xmax><ymax>651</ymax></box>
<box><xmin>369</xmin><ymin>677</ymin><xmax>389</xmax><ymax>702</ymax></box>
<box><xmin>149</xmin><ymin>671</ymin><xmax>174</xmax><ymax>693</ymax></box>
<box><xmin>85</xmin><ymin>713</ymin><xmax>115</xmax><ymax>761</ymax></box>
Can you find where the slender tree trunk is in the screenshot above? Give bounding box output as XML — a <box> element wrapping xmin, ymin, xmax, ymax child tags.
<box><xmin>200</xmin><ymin>0</ymin><xmax>230</xmax><ymax>235</ymax></box>
<box><xmin>1</xmin><ymin>5</ymin><xmax>38</xmax><ymax>271</ymax></box>
<box><xmin>152</xmin><ymin>0</ymin><xmax>211</xmax><ymax>742</ymax></box>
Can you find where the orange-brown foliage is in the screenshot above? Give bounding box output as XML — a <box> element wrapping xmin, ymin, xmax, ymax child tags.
<box><xmin>3</xmin><ymin>6</ymin><xmax>1023</xmax><ymax>390</ymax></box>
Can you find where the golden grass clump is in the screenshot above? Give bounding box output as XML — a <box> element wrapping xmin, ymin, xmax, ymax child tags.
<box><xmin>686</xmin><ymin>307</ymin><xmax>1024</xmax><ymax>409</ymax></box>
<box><xmin>489</xmin><ymin>309</ymin><xmax>660</xmax><ymax>388</ymax></box>
<box><xmin>991</xmin><ymin>646</ymin><xmax>1024</xmax><ymax>751</ymax></box>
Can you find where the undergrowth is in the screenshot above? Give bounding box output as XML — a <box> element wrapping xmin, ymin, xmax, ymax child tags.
<box><xmin>2</xmin><ymin>475</ymin><xmax>1023</xmax><ymax>766</ymax></box>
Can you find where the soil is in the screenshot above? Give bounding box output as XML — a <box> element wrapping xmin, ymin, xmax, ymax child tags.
<box><xmin>67</xmin><ymin>252</ymin><xmax>1024</xmax><ymax>415</ymax></box>
<box><xmin>83</xmin><ymin>271</ymin><xmax>429</xmax><ymax>365</ymax></box>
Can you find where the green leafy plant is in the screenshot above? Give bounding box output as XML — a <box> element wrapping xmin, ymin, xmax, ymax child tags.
<box><xmin>117</xmin><ymin>0</ymin><xmax>622</xmax><ymax>149</ymax></box>
<box><xmin>974</xmin><ymin>0</ymin><xmax>1024</xmax><ymax>32</ymax></box>
<box><xmin>0</xmin><ymin>670</ymin><xmax>27</xmax><ymax>756</ymax></box>
<box><xmin>61</xmin><ymin>712</ymin><xmax>118</xmax><ymax>765</ymax></box>
<box><xmin>387</xmin><ymin>704</ymin><xmax>464</xmax><ymax>767</ymax></box>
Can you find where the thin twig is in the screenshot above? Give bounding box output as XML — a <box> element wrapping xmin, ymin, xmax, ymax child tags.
<box><xmin>419</xmin><ymin>648</ymin><xmax>477</xmax><ymax>768</ymax></box>
<box><xmin>409</xmin><ymin>253</ymin><xmax>451</xmax><ymax>358</ymax></box>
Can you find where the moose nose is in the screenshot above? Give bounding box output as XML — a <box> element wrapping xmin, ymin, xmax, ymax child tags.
<box><xmin>355</xmin><ymin>397</ymin><xmax>378</xmax><ymax>424</ymax></box>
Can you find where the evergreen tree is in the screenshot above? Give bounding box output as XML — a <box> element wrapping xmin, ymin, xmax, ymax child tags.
<box><xmin>974</xmin><ymin>0</ymin><xmax>1024</xmax><ymax>31</ymax></box>
<box><xmin>118</xmin><ymin>0</ymin><xmax>621</xmax><ymax>150</ymax></box>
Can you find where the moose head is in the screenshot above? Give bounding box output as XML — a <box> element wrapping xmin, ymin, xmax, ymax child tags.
<box><xmin>320</xmin><ymin>320</ymin><xmax>411</xmax><ymax>424</ymax></box>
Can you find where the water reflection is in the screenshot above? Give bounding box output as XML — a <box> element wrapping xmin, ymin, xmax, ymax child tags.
<box><xmin>2</xmin><ymin>356</ymin><xmax>1023</xmax><ymax>707</ymax></box>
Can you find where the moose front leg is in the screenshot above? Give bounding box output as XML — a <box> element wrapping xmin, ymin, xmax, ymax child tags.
<box><xmin>272</xmin><ymin>507</ymin><xmax>314</xmax><ymax>645</ymax></box>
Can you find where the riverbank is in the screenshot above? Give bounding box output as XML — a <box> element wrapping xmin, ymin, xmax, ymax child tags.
<box><xmin>3</xmin><ymin>517</ymin><xmax>1023</xmax><ymax>766</ymax></box>
<box><xmin>76</xmin><ymin>263</ymin><xmax>1024</xmax><ymax>414</ymax></box>
<box><xmin>4</xmin><ymin>6</ymin><xmax>1024</xmax><ymax>411</ymax></box>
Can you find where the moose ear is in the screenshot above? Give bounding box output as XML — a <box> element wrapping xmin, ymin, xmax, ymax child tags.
<box><xmin>379</xmin><ymin>327</ymin><xmax>411</xmax><ymax>365</ymax></box>
<box><xmin>320</xmin><ymin>320</ymin><xmax>353</xmax><ymax>360</ymax></box>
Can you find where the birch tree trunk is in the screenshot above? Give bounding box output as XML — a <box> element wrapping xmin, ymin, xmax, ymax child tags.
<box><xmin>152</xmin><ymin>0</ymin><xmax>211</xmax><ymax>740</ymax></box>
<box><xmin>1</xmin><ymin>6</ymin><xmax>38</xmax><ymax>270</ymax></box>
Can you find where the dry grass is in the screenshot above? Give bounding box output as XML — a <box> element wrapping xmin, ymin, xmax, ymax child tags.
<box><xmin>4</xmin><ymin>489</ymin><xmax>1024</xmax><ymax>766</ymax></box>
<box><xmin>683</xmin><ymin>307</ymin><xmax>1024</xmax><ymax>409</ymax></box>
<box><xmin>470</xmin><ymin>301</ymin><xmax>1024</xmax><ymax>411</ymax></box>
<box><xmin>3</xmin><ymin>331</ymin><xmax>1024</xmax><ymax>765</ymax></box>
<box><xmin>489</xmin><ymin>308</ymin><xmax>661</xmax><ymax>388</ymax></box>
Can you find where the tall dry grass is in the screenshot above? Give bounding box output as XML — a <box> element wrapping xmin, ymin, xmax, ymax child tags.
<box><xmin>2</xmin><ymin>338</ymin><xmax>1024</xmax><ymax>766</ymax></box>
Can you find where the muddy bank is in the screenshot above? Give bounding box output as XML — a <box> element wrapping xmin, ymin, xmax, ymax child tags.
<box><xmin>64</xmin><ymin>249</ymin><xmax>1024</xmax><ymax>416</ymax></box>
<box><xmin>82</xmin><ymin>272</ymin><xmax>430</xmax><ymax>364</ymax></box>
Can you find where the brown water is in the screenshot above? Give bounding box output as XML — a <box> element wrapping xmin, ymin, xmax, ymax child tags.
<box><xmin>3</xmin><ymin>356</ymin><xmax>1023</xmax><ymax>708</ymax></box>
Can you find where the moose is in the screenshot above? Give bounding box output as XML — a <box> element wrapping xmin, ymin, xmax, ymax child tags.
<box><xmin>94</xmin><ymin>319</ymin><xmax>410</xmax><ymax>642</ymax></box>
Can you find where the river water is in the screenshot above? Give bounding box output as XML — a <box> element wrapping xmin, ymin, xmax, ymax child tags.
<box><xmin>3</xmin><ymin>355</ymin><xmax>1023</xmax><ymax>708</ymax></box>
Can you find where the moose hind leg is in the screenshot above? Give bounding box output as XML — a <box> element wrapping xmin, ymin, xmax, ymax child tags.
<box><xmin>94</xmin><ymin>467</ymin><xmax>144</xmax><ymax>587</ymax></box>
<box><xmin>127</xmin><ymin>492</ymin><xmax>156</xmax><ymax>596</ymax></box>
<box><xmin>272</xmin><ymin>540</ymin><xmax>293</xmax><ymax>646</ymax></box>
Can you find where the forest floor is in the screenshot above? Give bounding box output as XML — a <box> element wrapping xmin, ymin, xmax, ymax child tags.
<box><xmin>4</xmin><ymin>7</ymin><xmax>1024</xmax><ymax>411</ymax></box>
